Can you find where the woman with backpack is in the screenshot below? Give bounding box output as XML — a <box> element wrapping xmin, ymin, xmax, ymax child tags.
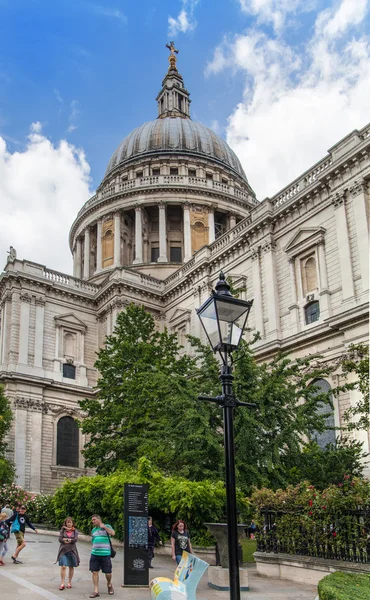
<box><xmin>0</xmin><ymin>511</ymin><xmax>10</xmax><ymax>565</ymax></box>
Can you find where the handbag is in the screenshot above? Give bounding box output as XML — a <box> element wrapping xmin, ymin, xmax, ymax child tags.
<box><xmin>10</xmin><ymin>515</ymin><xmax>20</xmax><ymax>534</ymax></box>
<box><xmin>108</xmin><ymin>534</ymin><xmax>116</xmax><ymax>558</ymax></box>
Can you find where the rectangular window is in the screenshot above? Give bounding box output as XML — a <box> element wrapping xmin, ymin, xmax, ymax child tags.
<box><xmin>170</xmin><ymin>167</ymin><xmax>178</xmax><ymax>175</ymax></box>
<box><xmin>170</xmin><ymin>247</ymin><xmax>182</xmax><ymax>263</ymax></box>
<box><xmin>305</xmin><ymin>301</ymin><xmax>320</xmax><ymax>325</ymax></box>
<box><xmin>151</xmin><ymin>221</ymin><xmax>159</xmax><ymax>232</ymax></box>
<box><xmin>151</xmin><ymin>247</ymin><xmax>160</xmax><ymax>262</ymax></box>
<box><xmin>152</xmin><ymin>168</ymin><xmax>160</xmax><ymax>176</ymax></box>
<box><xmin>63</xmin><ymin>363</ymin><xmax>76</xmax><ymax>380</ymax></box>
<box><xmin>188</xmin><ymin>169</ymin><xmax>196</xmax><ymax>177</ymax></box>
<box><xmin>136</xmin><ymin>171</ymin><xmax>143</xmax><ymax>178</ymax></box>
<box><xmin>206</xmin><ymin>172</ymin><xmax>213</xmax><ymax>180</ymax></box>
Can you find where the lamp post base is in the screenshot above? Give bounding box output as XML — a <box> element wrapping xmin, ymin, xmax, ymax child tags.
<box><xmin>208</xmin><ymin>566</ymin><xmax>249</xmax><ymax>591</ymax></box>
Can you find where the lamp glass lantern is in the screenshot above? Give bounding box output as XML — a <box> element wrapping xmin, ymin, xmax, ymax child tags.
<box><xmin>196</xmin><ymin>275</ymin><xmax>253</xmax><ymax>357</ymax></box>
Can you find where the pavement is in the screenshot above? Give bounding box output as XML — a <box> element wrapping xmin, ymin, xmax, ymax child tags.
<box><xmin>0</xmin><ymin>531</ymin><xmax>318</xmax><ymax>599</ymax></box>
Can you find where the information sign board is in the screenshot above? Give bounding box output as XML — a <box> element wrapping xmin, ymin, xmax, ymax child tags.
<box><xmin>123</xmin><ymin>483</ymin><xmax>149</xmax><ymax>586</ymax></box>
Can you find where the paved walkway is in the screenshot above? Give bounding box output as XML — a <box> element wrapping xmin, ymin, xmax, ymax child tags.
<box><xmin>0</xmin><ymin>532</ymin><xmax>318</xmax><ymax>599</ymax></box>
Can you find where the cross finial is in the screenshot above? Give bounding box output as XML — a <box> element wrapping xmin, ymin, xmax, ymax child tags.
<box><xmin>166</xmin><ymin>41</ymin><xmax>179</xmax><ymax>70</ymax></box>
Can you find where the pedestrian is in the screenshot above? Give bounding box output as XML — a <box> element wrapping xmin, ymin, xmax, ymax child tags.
<box><xmin>247</xmin><ymin>520</ymin><xmax>257</xmax><ymax>539</ymax></box>
<box><xmin>89</xmin><ymin>514</ymin><xmax>115</xmax><ymax>598</ymax></box>
<box><xmin>56</xmin><ymin>517</ymin><xmax>80</xmax><ymax>590</ymax></box>
<box><xmin>0</xmin><ymin>512</ymin><xmax>10</xmax><ymax>566</ymax></box>
<box><xmin>1</xmin><ymin>504</ymin><xmax>13</xmax><ymax>519</ymax></box>
<box><xmin>171</xmin><ymin>520</ymin><xmax>193</xmax><ymax>565</ymax></box>
<box><xmin>147</xmin><ymin>516</ymin><xmax>161</xmax><ymax>568</ymax></box>
<box><xmin>6</xmin><ymin>505</ymin><xmax>38</xmax><ymax>564</ymax></box>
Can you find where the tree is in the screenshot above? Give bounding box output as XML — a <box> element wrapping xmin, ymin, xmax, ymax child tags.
<box><xmin>80</xmin><ymin>304</ymin><xmax>223</xmax><ymax>480</ymax></box>
<box><xmin>282</xmin><ymin>438</ymin><xmax>368</xmax><ymax>489</ymax></box>
<box><xmin>336</xmin><ymin>344</ymin><xmax>369</xmax><ymax>432</ymax></box>
<box><xmin>0</xmin><ymin>385</ymin><xmax>15</xmax><ymax>484</ymax></box>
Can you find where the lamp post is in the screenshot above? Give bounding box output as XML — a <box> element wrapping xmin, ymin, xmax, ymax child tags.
<box><xmin>196</xmin><ymin>272</ymin><xmax>254</xmax><ymax>600</ymax></box>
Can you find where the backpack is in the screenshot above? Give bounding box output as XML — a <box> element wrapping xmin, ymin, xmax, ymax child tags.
<box><xmin>0</xmin><ymin>521</ymin><xmax>9</xmax><ymax>541</ymax></box>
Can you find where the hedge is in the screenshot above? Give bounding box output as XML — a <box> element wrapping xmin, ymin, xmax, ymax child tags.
<box><xmin>318</xmin><ymin>572</ymin><xmax>370</xmax><ymax>600</ymax></box>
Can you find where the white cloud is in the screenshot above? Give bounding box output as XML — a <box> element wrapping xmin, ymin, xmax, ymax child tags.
<box><xmin>238</xmin><ymin>0</ymin><xmax>314</xmax><ymax>32</ymax></box>
<box><xmin>0</xmin><ymin>124</ymin><xmax>92</xmax><ymax>274</ymax></box>
<box><xmin>92</xmin><ymin>5</ymin><xmax>127</xmax><ymax>25</ymax></box>
<box><xmin>168</xmin><ymin>0</ymin><xmax>199</xmax><ymax>36</ymax></box>
<box><xmin>206</xmin><ymin>0</ymin><xmax>370</xmax><ymax>199</ymax></box>
<box><xmin>67</xmin><ymin>100</ymin><xmax>79</xmax><ymax>133</ymax></box>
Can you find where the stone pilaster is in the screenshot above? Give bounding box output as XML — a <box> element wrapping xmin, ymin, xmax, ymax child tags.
<box><xmin>250</xmin><ymin>245</ymin><xmax>264</xmax><ymax>336</ymax></box>
<box><xmin>133</xmin><ymin>206</ymin><xmax>143</xmax><ymax>264</ymax></box>
<box><xmin>158</xmin><ymin>202</ymin><xmax>168</xmax><ymax>263</ymax></box>
<box><xmin>229</xmin><ymin>213</ymin><xmax>236</xmax><ymax>229</ymax></box>
<box><xmin>317</xmin><ymin>241</ymin><xmax>331</xmax><ymax>319</ymax></box>
<box><xmin>262</xmin><ymin>237</ymin><xmax>280</xmax><ymax>338</ymax></box>
<box><xmin>74</xmin><ymin>237</ymin><xmax>82</xmax><ymax>279</ymax></box>
<box><xmin>183</xmin><ymin>203</ymin><xmax>192</xmax><ymax>262</ymax></box>
<box><xmin>34</xmin><ymin>296</ymin><xmax>45</xmax><ymax>369</ymax></box>
<box><xmin>19</xmin><ymin>292</ymin><xmax>31</xmax><ymax>365</ymax></box>
<box><xmin>349</xmin><ymin>180</ymin><xmax>369</xmax><ymax>294</ymax></box>
<box><xmin>288</xmin><ymin>258</ymin><xmax>300</xmax><ymax>332</ymax></box>
<box><xmin>332</xmin><ymin>191</ymin><xmax>354</xmax><ymax>302</ymax></box>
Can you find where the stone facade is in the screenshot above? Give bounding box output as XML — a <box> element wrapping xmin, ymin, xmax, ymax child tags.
<box><xmin>0</xmin><ymin>55</ymin><xmax>369</xmax><ymax>492</ymax></box>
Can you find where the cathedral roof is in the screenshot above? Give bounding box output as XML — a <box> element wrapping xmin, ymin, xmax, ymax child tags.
<box><xmin>105</xmin><ymin>117</ymin><xmax>248</xmax><ymax>180</ymax></box>
<box><xmin>104</xmin><ymin>43</ymin><xmax>248</xmax><ymax>182</ymax></box>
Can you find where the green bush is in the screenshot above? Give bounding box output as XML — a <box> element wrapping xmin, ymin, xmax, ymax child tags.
<box><xmin>51</xmin><ymin>457</ymin><xmax>248</xmax><ymax>544</ymax></box>
<box><xmin>318</xmin><ymin>572</ymin><xmax>370</xmax><ymax>600</ymax></box>
<box><xmin>0</xmin><ymin>483</ymin><xmax>54</xmax><ymax>523</ymax></box>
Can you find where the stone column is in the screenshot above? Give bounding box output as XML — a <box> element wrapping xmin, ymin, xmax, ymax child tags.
<box><xmin>0</xmin><ymin>295</ymin><xmax>10</xmax><ymax>365</ymax></box>
<box><xmin>229</xmin><ymin>213</ymin><xmax>236</xmax><ymax>229</ymax></box>
<box><xmin>74</xmin><ymin>238</ymin><xmax>82</xmax><ymax>279</ymax></box>
<box><xmin>208</xmin><ymin>208</ymin><xmax>215</xmax><ymax>244</ymax></box>
<box><xmin>83</xmin><ymin>228</ymin><xmax>90</xmax><ymax>279</ymax></box>
<box><xmin>34</xmin><ymin>297</ymin><xmax>45</xmax><ymax>369</ymax></box>
<box><xmin>133</xmin><ymin>206</ymin><xmax>143</xmax><ymax>264</ymax></box>
<box><xmin>349</xmin><ymin>180</ymin><xmax>369</xmax><ymax>294</ymax></box>
<box><xmin>114</xmin><ymin>212</ymin><xmax>121</xmax><ymax>267</ymax></box>
<box><xmin>250</xmin><ymin>246</ymin><xmax>264</xmax><ymax>336</ymax></box>
<box><xmin>158</xmin><ymin>203</ymin><xmax>168</xmax><ymax>262</ymax></box>
<box><xmin>96</xmin><ymin>219</ymin><xmax>102</xmax><ymax>273</ymax></box>
<box><xmin>262</xmin><ymin>237</ymin><xmax>280</xmax><ymax>338</ymax></box>
<box><xmin>332</xmin><ymin>191</ymin><xmax>354</xmax><ymax>302</ymax></box>
<box><xmin>183</xmin><ymin>203</ymin><xmax>192</xmax><ymax>262</ymax></box>
<box><xmin>19</xmin><ymin>293</ymin><xmax>31</xmax><ymax>365</ymax></box>
<box><xmin>288</xmin><ymin>258</ymin><xmax>300</xmax><ymax>331</ymax></box>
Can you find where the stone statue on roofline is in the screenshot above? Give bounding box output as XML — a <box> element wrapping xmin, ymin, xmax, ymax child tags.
<box><xmin>6</xmin><ymin>246</ymin><xmax>17</xmax><ymax>263</ymax></box>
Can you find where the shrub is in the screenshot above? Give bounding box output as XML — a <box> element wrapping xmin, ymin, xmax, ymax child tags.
<box><xmin>318</xmin><ymin>572</ymin><xmax>370</xmax><ymax>600</ymax></box>
<box><xmin>51</xmin><ymin>457</ymin><xmax>248</xmax><ymax>544</ymax></box>
<box><xmin>0</xmin><ymin>483</ymin><xmax>53</xmax><ymax>523</ymax></box>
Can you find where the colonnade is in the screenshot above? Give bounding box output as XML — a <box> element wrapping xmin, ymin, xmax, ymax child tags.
<box><xmin>72</xmin><ymin>203</ymin><xmax>223</xmax><ymax>279</ymax></box>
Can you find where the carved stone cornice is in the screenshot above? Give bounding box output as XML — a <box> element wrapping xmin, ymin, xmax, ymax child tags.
<box><xmin>35</xmin><ymin>296</ymin><xmax>46</xmax><ymax>306</ymax></box>
<box><xmin>261</xmin><ymin>236</ymin><xmax>276</xmax><ymax>253</ymax></box>
<box><xmin>20</xmin><ymin>292</ymin><xmax>32</xmax><ymax>303</ymax></box>
<box><xmin>45</xmin><ymin>402</ymin><xmax>79</xmax><ymax>416</ymax></box>
<box><xmin>250</xmin><ymin>245</ymin><xmax>260</xmax><ymax>261</ymax></box>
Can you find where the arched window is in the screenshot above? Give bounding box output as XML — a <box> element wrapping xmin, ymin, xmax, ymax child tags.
<box><xmin>305</xmin><ymin>301</ymin><xmax>320</xmax><ymax>324</ymax></box>
<box><xmin>311</xmin><ymin>379</ymin><xmax>336</xmax><ymax>449</ymax></box>
<box><xmin>57</xmin><ymin>416</ymin><xmax>79</xmax><ymax>467</ymax></box>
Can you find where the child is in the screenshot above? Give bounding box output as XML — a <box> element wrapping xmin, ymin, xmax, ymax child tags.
<box><xmin>0</xmin><ymin>512</ymin><xmax>10</xmax><ymax>566</ymax></box>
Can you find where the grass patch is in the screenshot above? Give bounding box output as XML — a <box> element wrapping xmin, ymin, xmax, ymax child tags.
<box><xmin>318</xmin><ymin>572</ymin><xmax>370</xmax><ymax>600</ymax></box>
<box><xmin>241</xmin><ymin>538</ymin><xmax>257</xmax><ymax>563</ymax></box>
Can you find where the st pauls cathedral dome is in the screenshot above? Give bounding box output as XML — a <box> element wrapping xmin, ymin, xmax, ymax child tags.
<box><xmin>70</xmin><ymin>44</ymin><xmax>257</xmax><ymax>281</ymax></box>
<box><xmin>105</xmin><ymin>117</ymin><xmax>248</xmax><ymax>181</ymax></box>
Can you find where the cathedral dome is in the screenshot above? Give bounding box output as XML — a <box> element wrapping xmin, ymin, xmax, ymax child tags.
<box><xmin>105</xmin><ymin>117</ymin><xmax>248</xmax><ymax>181</ymax></box>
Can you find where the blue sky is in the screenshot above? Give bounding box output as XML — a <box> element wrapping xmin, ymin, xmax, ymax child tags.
<box><xmin>1</xmin><ymin>0</ymin><xmax>369</xmax><ymax>272</ymax></box>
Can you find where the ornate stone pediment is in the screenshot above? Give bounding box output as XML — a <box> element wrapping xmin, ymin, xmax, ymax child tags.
<box><xmin>54</xmin><ymin>313</ymin><xmax>87</xmax><ymax>333</ymax></box>
<box><xmin>285</xmin><ymin>227</ymin><xmax>326</xmax><ymax>258</ymax></box>
<box><xmin>169</xmin><ymin>308</ymin><xmax>191</xmax><ymax>328</ymax></box>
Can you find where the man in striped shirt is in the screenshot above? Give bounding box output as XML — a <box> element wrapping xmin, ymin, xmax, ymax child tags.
<box><xmin>89</xmin><ymin>514</ymin><xmax>115</xmax><ymax>598</ymax></box>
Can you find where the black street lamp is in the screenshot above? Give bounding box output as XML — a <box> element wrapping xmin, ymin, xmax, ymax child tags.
<box><xmin>196</xmin><ymin>272</ymin><xmax>254</xmax><ymax>600</ymax></box>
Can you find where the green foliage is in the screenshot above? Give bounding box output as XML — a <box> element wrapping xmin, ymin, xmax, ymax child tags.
<box><xmin>0</xmin><ymin>482</ymin><xmax>53</xmax><ymax>522</ymax></box>
<box><xmin>335</xmin><ymin>344</ymin><xmax>369</xmax><ymax>432</ymax></box>
<box><xmin>80</xmin><ymin>304</ymin><xmax>223</xmax><ymax>481</ymax></box>
<box><xmin>251</xmin><ymin>476</ymin><xmax>370</xmax><ymax>560</ymax></box>
<box><xmin>318</xmin><ymin>572</ymin><xmax>370</xmax><ymax>600</ymax></box>
<box><xmin>51</xmin><ymin>458</ymin><xmax>234</xmax><ymax>543</ymax></box>
<box><xmin>0</xmin><ymin>385</ymin><xmax>15</xmax><ymax>484</ymax></box>
<box><xmin>283</xmin><ymin>438</ymin><xmax>368</xmax><ymax>489</ymax></box>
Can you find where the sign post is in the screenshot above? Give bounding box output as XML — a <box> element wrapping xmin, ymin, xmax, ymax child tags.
<box><xmin>123</xmin><ymin>483</ymin><xmax>149</xmax><ymax>587</ymax></box>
